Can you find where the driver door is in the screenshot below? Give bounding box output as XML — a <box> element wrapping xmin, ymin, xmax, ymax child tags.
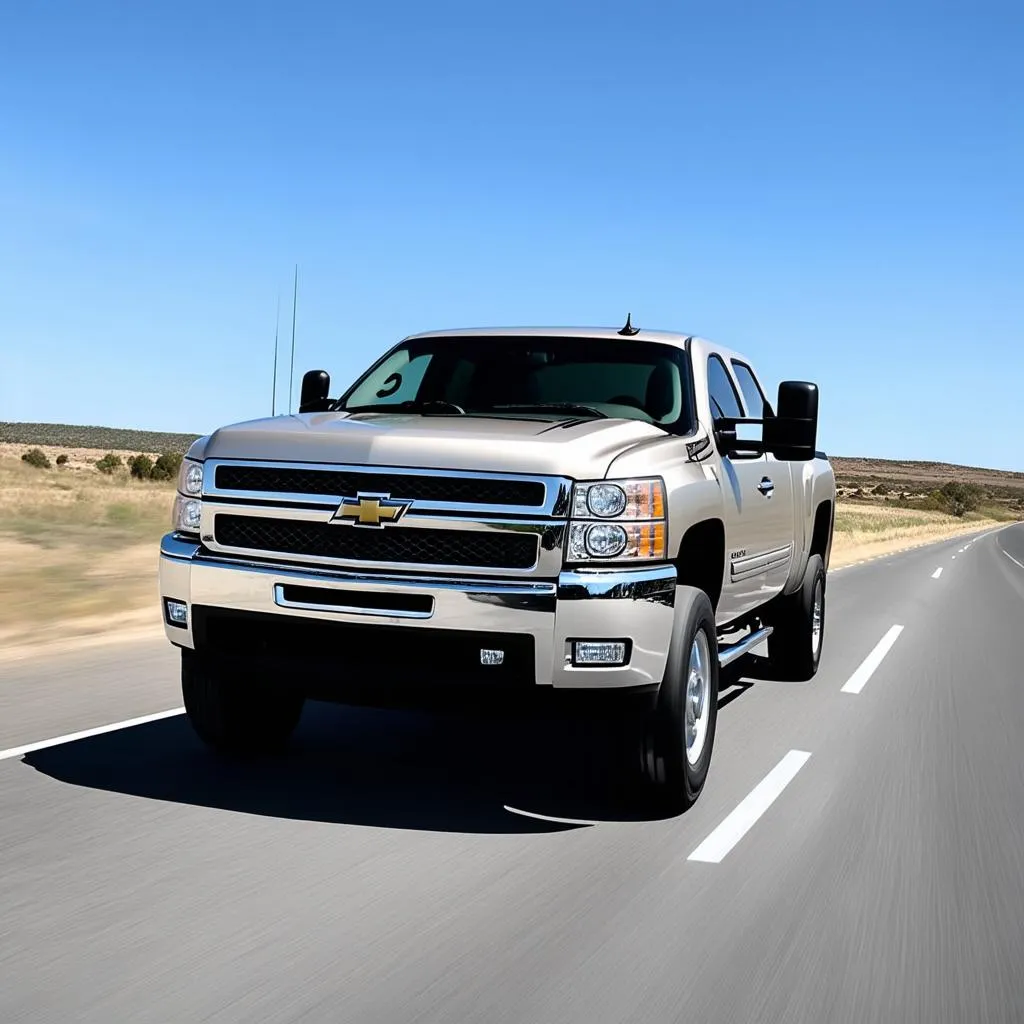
<box><xmin>707</xmin><ymin>355</ymin><xmax>794</xmax><ymax>623</ymax></box>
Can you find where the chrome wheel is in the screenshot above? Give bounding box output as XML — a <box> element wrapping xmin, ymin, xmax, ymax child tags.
<box><xmin>685</xmin><ymin>630</ymin><xmax>711</xmax><ymax>766</ymax></box>
<box><xmin>811</xmin><ymin>579</ymin><xmax>823</xmax><ymax>659</ymax></box>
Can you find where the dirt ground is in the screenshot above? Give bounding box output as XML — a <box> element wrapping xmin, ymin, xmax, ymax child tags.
<box><xmin>0</xmin><ymin>458</ymin><xmax>1002</xmax><ymax>660</ymax></box>
<box><xmin>0</xmin><ymin>452</ymin><xmax>174</xmax><ymax>657</ymax></box>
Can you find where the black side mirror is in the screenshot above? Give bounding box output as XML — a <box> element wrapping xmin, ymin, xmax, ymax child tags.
<box><xmin>299</xmin><ymin>369</ymin><xmax>331</xmax><ymax>413</ymax></box>
<box><xmin>765</xmin><ymin>381</ymin><xmax>818</xmax><ymax>461</ymax></box>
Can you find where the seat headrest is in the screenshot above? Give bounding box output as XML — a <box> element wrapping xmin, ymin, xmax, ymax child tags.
<box><xmin>645</xmin><ymin>359</ymin><xmax>679</xmax><ymax>421</ymax></box>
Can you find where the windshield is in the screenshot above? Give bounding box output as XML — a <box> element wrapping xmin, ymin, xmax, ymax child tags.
<box><xmin>336</xmin><ymin>335</ymin><xmax>695</xmax><ymax>431</ymax></box>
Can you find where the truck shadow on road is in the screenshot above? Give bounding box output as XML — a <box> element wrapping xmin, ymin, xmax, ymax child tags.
<box><xmin>24</xmin><ymin>667</ymin><xmax>757</xmax><ymax>835</ymax></box>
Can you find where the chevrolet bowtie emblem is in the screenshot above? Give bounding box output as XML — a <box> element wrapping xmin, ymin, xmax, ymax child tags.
<box><xmin>330</xmin><ymin>493</ymin><xmax>411</xmax><ymax>528</ymax></box>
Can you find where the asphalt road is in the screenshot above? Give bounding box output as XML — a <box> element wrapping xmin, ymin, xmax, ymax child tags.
<box><xmin>2</xmin><ymin>524</ymin><xmax>1023</xmax><ymax>1023</ymax></box>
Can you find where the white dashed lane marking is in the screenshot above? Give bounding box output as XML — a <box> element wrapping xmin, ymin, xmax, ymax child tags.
<box><xmin>688</xmin><ymin>750</ymin><xmax>812</xmax><ymax>864</ymax></box>
<box><xmin>932</xmin><ymin>567</ymin><xmax>943</xmax><ymax>579</ymax></box>
<box><xmin>1003</xmin><ymin>548</ymin><xmax>1024</xmax><ymax>571</ymax></box>
<box><xmin>841</xmin><ymin>625</ymin><xmax>905</xmax><ymax>695</ymax></box>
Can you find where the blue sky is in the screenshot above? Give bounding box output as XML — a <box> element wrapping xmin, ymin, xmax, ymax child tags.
<box><xmin>2</xmin><ymin>0</ymin><xmax>1022</xmax><ymax>469</ymax></box>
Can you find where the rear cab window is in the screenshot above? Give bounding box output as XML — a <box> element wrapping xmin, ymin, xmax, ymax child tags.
<box><xmin>707</xmin><ymin>354</ymin><xmax>743</xmax><ymax>420</ymax></box>
<box><xmin>730</xmin><ymin>360</ymin><xmax>773</xmax><ymax>418</ymax></box>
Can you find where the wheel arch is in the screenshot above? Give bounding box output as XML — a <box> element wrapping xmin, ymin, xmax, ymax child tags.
<box><xmin>672</xmin><ymin>518</ymin><xmax>726</xmax><ymax>611</ymax></box>
<box><xmin>810</xmin><ymin>499</ymin><xmax>834</xmax><ymax>569</ymax></box>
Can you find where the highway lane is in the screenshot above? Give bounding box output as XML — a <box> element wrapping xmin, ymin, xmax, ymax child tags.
<box><xmin>0</xmin><ymin>523</ymin><xmax>1021</xmax><ymax>1022</ymax></box>
<box><xmin>0</xmin><ymin>638</ymin><xmax>178</xmax><ymax>751</ymax></box>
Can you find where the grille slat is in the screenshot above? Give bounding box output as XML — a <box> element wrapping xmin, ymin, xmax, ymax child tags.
<box><xmin>215</xmin><ymin>465</ymin><xmax>545</xmax><ymax>507</ymax></box>
<box><xmin>215</xmin><ymin>515</ymin><xmax>538</xmax><ymax>570</ymax></box>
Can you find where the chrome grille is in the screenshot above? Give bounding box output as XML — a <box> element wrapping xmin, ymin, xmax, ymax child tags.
<box><xmin>202</xmin><ymin>460</ymin><xmax>568</xmax><ymax>575</ymax></box>
<box><xmin>213</xmin><ymin>465</ymin><xmax>546</xmax><ymax>507</ymax></box>
<box><xmin>215</xmin><ymin>515</ymin><xmax>539</xmax><ymax>570</ymax></box>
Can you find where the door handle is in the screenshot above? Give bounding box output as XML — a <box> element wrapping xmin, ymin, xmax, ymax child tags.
<box><xmin>757</xmin><ymin>477</ymin><xmax>775</xmax><ymax>498</ymax></box>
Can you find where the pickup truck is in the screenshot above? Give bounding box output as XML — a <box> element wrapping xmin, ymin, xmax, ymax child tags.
<box><xmin>159</xmin><ymin>322</ymin><xmax>835</xmax><ymax>812</ymax></box>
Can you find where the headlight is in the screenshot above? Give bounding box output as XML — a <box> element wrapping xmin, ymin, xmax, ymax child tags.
<box><xmin>568</xmin><ymin>522</ymin><xmax>666</xmax><ymax>561</ymax></box>
<box><xmin>582</xmin><ymin>483</ymin><xmax>627</xmax><ymax>518</ymax></box>
<box><xmin>567</xmin><ymin>477</ymin><xmax>667</xmax><ymax>562</ymax></box>
<box><xmin>172</xmin><ymin>495</ymin><xmax>202</xmax><ymax>534</ymax></box>
<box><xmin>173</xmin><ymin>458</ymin><xmax>203</xmax><ymax>535</ymax></box>
<box><xmin>177</xmin><ymin>458</ymin><xmax>204</xmax><ymax>496</ymax></box>
<box><xmin>572</xmin><ymin>479</ymin><xmax>664</xmax><ymax>520</ymax></box>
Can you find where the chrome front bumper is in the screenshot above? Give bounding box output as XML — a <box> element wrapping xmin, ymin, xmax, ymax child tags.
<box><xmin>159</xmin><ymin>533</ymin><xmax>676</xmax><ymax>690</ymax></box>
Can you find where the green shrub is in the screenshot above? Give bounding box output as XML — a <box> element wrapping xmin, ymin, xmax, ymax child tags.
<box><xmin>150</xmin><ymin>452</ymin><xmax>183</xmax><ymax>482</ymax></box>
<box><xmin>128</xmin><ymin>454</ymin><xmax>154</xmax><ymax>480</ymax></box>
<box><xmin>55</xmin><ymin>453</ymin><xmax>69</xmax><ymax>466</ymax></box>
<box><xmin>95</xmin><ymin>453</ymin><xmax>123</xmax><ymax>475</ymax></box>
<box><xmin>872</xmin><ymin>482</ymin><xmax>891</xmax><ymax>495</ymax></box>
<box><xmin>938</xmin><ymin>480</ymin><xmax>984</xmax><ymax>518</ymax></box>
<box><xmin>21</xmin><ymin>448</ymin><xmax>51</xmax><ymax>469</ymax></box>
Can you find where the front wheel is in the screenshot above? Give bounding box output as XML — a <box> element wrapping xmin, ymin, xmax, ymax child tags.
<box><xmin>182</xmin><ymin>652</ymin><xmax>305</xmax><ymax>756</ymax></box>
<box><xmin>764</xmin><ymin>553</ymin><xmax>826</xmax><ymax>681</ymax></box>
<box><xmin>640</xmin><ymin>585</ymin><xmax>720</xmax><ymax>814</ymax></box>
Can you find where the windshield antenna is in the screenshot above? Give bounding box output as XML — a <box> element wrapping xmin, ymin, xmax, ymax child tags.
<box><xmin>618</xmin><ymin>313</ymin><xmax>639</xmax><ymax>336</ymax></box>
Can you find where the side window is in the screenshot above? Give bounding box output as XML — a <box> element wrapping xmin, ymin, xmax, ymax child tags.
<box><xmin>707</xmin><ymin>354</ymin><xmax>743</xmax><ymax>420</ymax></box>
<box><xmin>731</xmin><ymin>361</ymin><xmax>773</xmax><ymax>418</ymax></box>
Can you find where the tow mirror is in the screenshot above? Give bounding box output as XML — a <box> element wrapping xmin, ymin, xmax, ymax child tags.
<box><xmin>299</xmin><ymin>369</ymin><xmax>332</xmax><ymax>413</ymax></box>
<box><xmin>765</xmin><ymin>381</ymin><xmax>818</xmax><ymax>461</ymax></box>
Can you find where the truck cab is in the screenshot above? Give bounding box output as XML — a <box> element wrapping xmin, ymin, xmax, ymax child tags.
<box><xmin>160</xmin><ymin>323</ymin><xmax>835</xmax><ymax>813</ymax></box>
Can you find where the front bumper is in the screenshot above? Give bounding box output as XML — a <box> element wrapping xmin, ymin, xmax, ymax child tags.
<box><xmin>159</xmin><ymin>533</ymin><xmax>676</xmax><ymax>691</ymax></box>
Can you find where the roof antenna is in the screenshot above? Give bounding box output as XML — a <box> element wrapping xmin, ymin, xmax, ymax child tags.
<box><xmin>287</xmin><ymin>263</ymin><xmax>299</xmax><ymax>413</ymax></box>
<box><xmin>271</xmin><ymin>290</ymin><xmax>281</xmax><ymax>416</ymax></box>
<box><xmin>618</xmin><ymin>312</ymin><xmax>639</xmax><ymax>336</ymax></box>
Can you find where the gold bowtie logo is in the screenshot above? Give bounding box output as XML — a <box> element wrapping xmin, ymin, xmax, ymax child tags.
<box><xmin>331</xmin><ymin>494</ymin><xmax>411</xmax><ymax>528</ymax></box>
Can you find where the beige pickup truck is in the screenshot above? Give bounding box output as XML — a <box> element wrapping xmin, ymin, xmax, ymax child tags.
<box><xmin>160</xmin><ymin>322</ymin><xmax>835</xmax><ymax>812</ymax></box>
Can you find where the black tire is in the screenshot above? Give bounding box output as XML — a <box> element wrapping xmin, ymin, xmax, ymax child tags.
<box><xmin>641</xmin><ymin>586</ymin><xmax>719</xmax><ymax>814</ymax></box>
<box><xmin>765</xmin><ymin>553</ymin><xmax>826</xmax><ymax>681</ymax></box>
<box><xmin>181</xmin><ymin>651</ymin><xmax>305</xmax><ymax>755</ymax></box>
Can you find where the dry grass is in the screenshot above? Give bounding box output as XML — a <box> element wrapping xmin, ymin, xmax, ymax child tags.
<box><xmin>829</xmin><ymin>501</ymin><xmax>996</xmax><ymax>566</ymax></box>
<box><xmin>0</xmin><ymin>451</ymin><xmax>174</xmax><ymax>649</ymax></box>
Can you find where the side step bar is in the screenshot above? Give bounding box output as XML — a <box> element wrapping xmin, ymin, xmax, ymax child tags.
<box><xmin>718</xmin><ymin>626</ymin><xmax>773</xmax><ymax>669</ymax></box>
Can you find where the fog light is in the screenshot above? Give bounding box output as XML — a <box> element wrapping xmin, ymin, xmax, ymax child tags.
<box><xmin>165</xmin><ymin>599</ymin><xmax>188</xmax><ymax>628</ymax></box>
<box><xmin>573</xmin><ymin>641</ymin><xmax>628</xmax><ymax>666</ymax></box>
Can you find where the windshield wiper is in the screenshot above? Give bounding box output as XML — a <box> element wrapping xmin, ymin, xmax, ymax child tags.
<box><xmin>483</xmin><ymin>402</ymin><xmax>608</xmax><ymax>419</ymax></box>
<box><xmin>338</xmin><ymin>400</ymin><xmax>466</xmax><ymax>415</ymax></box>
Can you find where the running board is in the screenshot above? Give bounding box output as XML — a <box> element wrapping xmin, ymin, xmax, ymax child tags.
<box><xmin>718</xmin><ymin>626</ymin><xmax>773</xmax><ymax>668</ymax></box>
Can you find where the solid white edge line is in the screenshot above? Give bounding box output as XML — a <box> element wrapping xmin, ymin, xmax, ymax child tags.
<box><xmin>931</xmin><ymin>567</ymin><xmax>943</xmax><ymax>579</ymax></box>
<box><xmin>841</xmin><ymin>625</ymin><xmax>904</xmax><ymax>695</ymax></box>
<box><xmin>1003</xmin><ymin>548</ymin><xmax>1024</xmax><ymax>571</ymax></box>
<box><xmin>0</xmin><ymin>707</ymin><xmax>186</xmax><ymax>762</ymax></box>
<box><xmin>503</xmin><ymin>805</ymin><xmax>599</xmax><ymax>826</ymax></box>
<box><xmin>688</xmin><ymin>750</ymin><xmax>811</xmax><ymax>864</ymax></box>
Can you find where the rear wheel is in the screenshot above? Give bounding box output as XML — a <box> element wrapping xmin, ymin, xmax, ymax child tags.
<box><xmin>640</xmin><ymin>586</ymin><xmax>719</xmax><ymax>814</ymax></box>
<box><xmin>181</xmin><ymin>651</ymin><xmax>305</xmax><ymax>755</ymax></box>
<box><xmin>765</xmin><ymin>554</ymin><xmax>826</xmax><ymax>681</ymax></box>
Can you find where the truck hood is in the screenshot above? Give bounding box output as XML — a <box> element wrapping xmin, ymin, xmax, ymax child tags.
<box><xmin>193</xmin><ymin>411</ymin><xmax>668</xmax><ymax>480</ymax></box>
